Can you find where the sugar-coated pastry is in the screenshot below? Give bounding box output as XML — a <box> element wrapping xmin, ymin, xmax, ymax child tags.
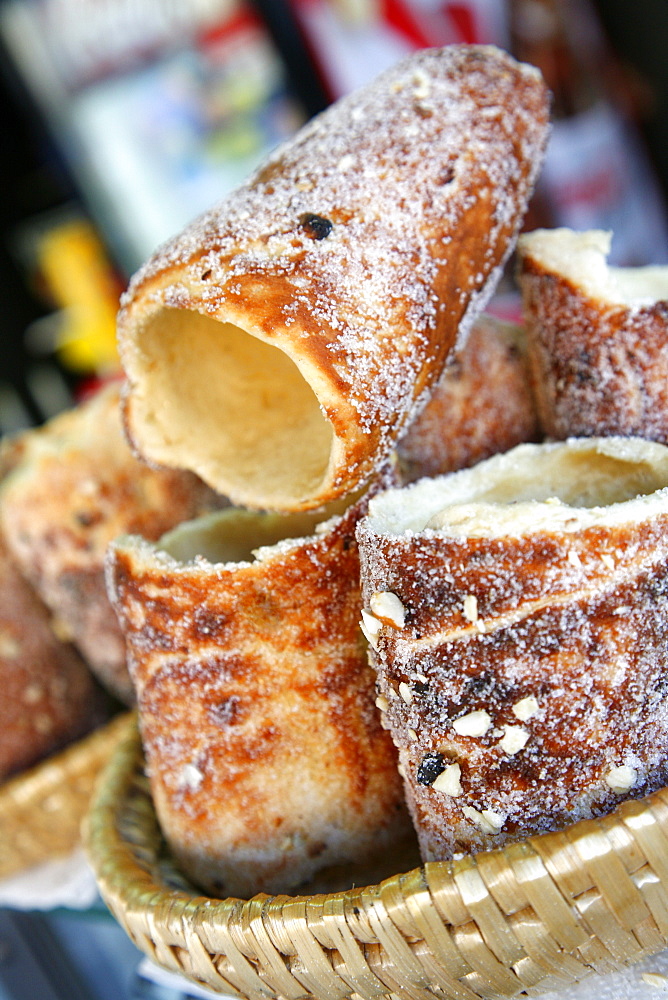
<box><xmin>106</xmin><ymin>479</ymin><xmax>408</xmax><ymax>897</ymax></box>
<box><xmin>0</xmin><ymin>383</ymin><xmax>222</xmax><ymax>703</ymax></box>
<box><xmin>396</xmin><ymin>314</ymin><xmax>540</xmax><ymax>482</ymax></box>
<box><xmin>517</xmin><ymin>228</ymin><xmax>668</xmax><ymax>441</ymax></box>
<box><xmin>117</xmin><ymin>45</ymin><xmax>549</xmax><ymax>512</ymax></box>
<box><xmin>357</xmin><ymin>437</ymin><xmax>668</xmax><ymax>859</ymax></box>
<box><xmin>0</xmin><ymin>531</ymin><xmax>104</xmax><ymax>782</ymax></box>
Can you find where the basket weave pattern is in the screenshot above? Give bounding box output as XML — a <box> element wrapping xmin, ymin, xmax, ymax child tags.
<box><xmin>0</xmin><ymin>712</ymin><xmax>131</xmax><ymax>879</ymax></box>
<box><xmin>86</xmin><ymin>718</ymin><xmax>668</xmax><ymax>1000</ymax></box>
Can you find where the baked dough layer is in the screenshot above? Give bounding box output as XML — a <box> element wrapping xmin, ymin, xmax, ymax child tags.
<box><xmin>396</xmin><ymin>314</ymin><xmax>540</xmax><ymax>482</ymax></box>
<box><xmin>0</xmin><ymin>383</ymin><xmax>221</xmax><ymax>702</ymax></box>
<box><xmin>118</xmin><ymin>45</ymin><xmax>549</xmax><ymax>511</ymax></box>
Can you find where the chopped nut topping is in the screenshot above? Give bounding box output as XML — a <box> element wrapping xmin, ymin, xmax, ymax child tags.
<box><xmin>370</xmin><ymin>590</ymin><xmax>406</xmax><ymax>629</ymax></box>
<box><xmin>360</xmin><ymin>610</ymin><xmax>382</xmax><ymax>650</ymax></box>
<box><xmin>512</xmin><ymin>695</ymin><xmax>539</xmax><ymax>721</ymax></box>
<box><xmin>462</xmin><ymin>805</ymin><xmax>505</xmax><ymax>834</ymax></box>
<box><xmin>601</xmin><ymin>553</ymin><xmax>615</xmax><ymax>570</ymax></box>
<box><xmin>398</xmin><ymin>682</ymin><xmax>413</xmax><ymax>705</ymax></box>
<box><xmin>375</xmin><ymin>694</ymin><xmax>389</xmax><ymax>712</ymax></box>
<box><xmin>416</xmin><ymin>673</ymin><xmax>428</xmax><ymax>684</ymax></box>
<box><xmin>412</xmin><ymin>68</ymin><xmax>431</xmax><ymax>99</ymax></box>
<box><xmin>605</xmin><ymin>764</ymin><xmax>637</xmax><ymax>794</ymax></box>
<box><xmin>499</xmin><ymin>725</ymin><xmax>530</xmax><ymax>755</ymax></box>
<box><xmin>567</xmin><ymin>549</ymin><xmax>582</xmax><ymax>569</ymax></box>
<box><xmin>34</xmin><ymin>713</ymin><xmax>54</xmax><ymax>735</ymax></box>
<box><xmin>178</xmin><ymin>763</ymin><xmax>204</xmax><ymax>792</ymax></box>
<box><xmin>641</xmin><ymin>974</ymin><xmax>668</xmax><ymax>988</ymax></box>
<box><xmin>407</xmin><ymin>728</ymin><xmax>418</xmax><ymax>742</ymax></box>
<box><xmin>462</xmin><ymin>594</ymin><xmax>478</xmax><ymax>623</ymax></box>
<box><xmin>432</xmin><ymin>763</ymin><xmax>462</xmax><ymax>796</ymax></box>
<box><xmin>0</xmin><ymin>630</ymin><xmax>20</xmax><ymax>658</ymax></box>
<box><xmin>453</xmin><ymin>709</ymin><xmax>492</xmax><ymax>737</ymax></box>
<box><xmin>337</xmin><ymin>154</ymin><xmax>355</xmax><ymax>173</ymax></box>
<box><xmin>22</xmin><ymin>683</ymin><xmax>44</xmax><ymax>705</ymax></box>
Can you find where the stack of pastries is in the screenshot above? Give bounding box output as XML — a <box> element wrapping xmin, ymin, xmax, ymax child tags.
<box><xmin>101</xmin><ymin>43</ymin><xmax>553</xmax><ymax>896</ymax></box>
<box><xmin>0</xmin><ymin>381</ymin><xmax>224</xmax><ymax>779</ymax></box>
<box><xmin>8</xmin><ymin>41</ymin><xmax>668</xmax><ymax>897</ymax></box>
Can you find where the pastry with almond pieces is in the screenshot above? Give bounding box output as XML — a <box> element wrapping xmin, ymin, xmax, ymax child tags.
<box><xmin>357</xmin><ymin>437</ymin><xmax>668</xmax><ymax>859</ymax></box>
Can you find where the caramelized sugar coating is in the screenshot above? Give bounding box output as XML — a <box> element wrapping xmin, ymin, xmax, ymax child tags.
<box><xmin>357</xmin><ymin>438</ymin><xmax>668</xmax><ymax>859</ymax></box>
<box><xmin>517</xmin><ymin>228</ymin><xmax>668</xmax><ymax>441</ymax></box>
<box><xmin>106</xmin><ymin>478</ymin><xmax>408</xmax><ymax>897</ymax></box>
<box><xmin>0</xmin><ymin>532</ymin><xmax>103</xmax><ymax>781</ymax></box>
<box><xmin>0</xmin><ymin>383</ymin><xmax>222</xmax><ymax>703</ymax></box>
<box><xmin>118</xmin><ymin>45</ymin><xmax>549</xmax><ymax>512</ymax></box>
<box><xmin>396</xmin><ymin>314</ymin><xmax>541</xmax><ymax>482</ymax></box>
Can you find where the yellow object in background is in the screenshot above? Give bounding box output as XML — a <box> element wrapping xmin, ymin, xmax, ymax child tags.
<box><xmin>36</xmin><ymin>218</ymin><xmax>122</xmax><ymax>374</ymax></box>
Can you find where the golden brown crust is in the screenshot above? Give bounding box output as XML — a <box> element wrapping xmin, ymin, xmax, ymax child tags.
<box><xmin>357</xmin><ymin>438</ymin><xmax>668</xmax><ymax>860</ymax></box>
<box><xmin>517</xmin><ymin>228</ymin><xmax>668</xmax><ymax>441</ymax></box>
<box><xmin>118</xmin><ymin>45</ymin><xmax>549</xmax><ymax>512</ymax></box>
<box><xmin>0</xmin><ymin>383</ymin><xmax>223</xmax><ymax>703</ymax></box>
<box><xmin>396</xmin><ymin>314</ymin><xmax>541</xmax><ymax>482</ymax></box>
<box><xmin>0</xmin><ymin>531</ymin><xmax>104</xmax><ymax>782</ymax></box>
<box><xmin>106</xmin><ymin>478</ymin><xmax>409</xmax><ymax>897</ymax></box>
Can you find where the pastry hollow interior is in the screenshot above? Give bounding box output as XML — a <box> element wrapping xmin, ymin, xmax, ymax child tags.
<box><xmin>135</xmin><ymin>308</ymin><xmax>334</xmax><ymax>510</ymax></box>
<box><xmin>159</xmin><ymin>492</ymin><xmax>353</xmax><ymax>566</ymax></box>
<box><xmin>367</xmin><ymin>437</ymin><xmax>668</xmax><ymax>537</ymax></box>
<box><xmin>519</xmin><ymin>228</ymin><xmax>668</xmax><ymax>304</ymax></box>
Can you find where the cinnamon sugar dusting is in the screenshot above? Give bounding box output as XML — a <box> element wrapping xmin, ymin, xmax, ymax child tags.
<box><xmin>118</xmin><ymin>46</ymin><xmax>549</xmax><ymax>510</ymax></box>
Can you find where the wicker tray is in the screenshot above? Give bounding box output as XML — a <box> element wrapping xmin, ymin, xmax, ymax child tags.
<box><xmin>85</xmin><ymin>716</ymin><xmax>668</xmax><ymax>1000</ymax></box>
<box><xmin>0</xmin><ymin>712</ymin><xmax>132</xmax><ymax>881</ymax></box>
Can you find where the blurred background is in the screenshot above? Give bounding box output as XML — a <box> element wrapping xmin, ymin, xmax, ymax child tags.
<box><xmin>1</xmin><ymin>0</ymin><xmax>668</xmax><ymax>434</ymax></box>
<box><xmin>1</xmin><ymin>3</ymin><xmax>668</xmax><ymax>997</ymax></box>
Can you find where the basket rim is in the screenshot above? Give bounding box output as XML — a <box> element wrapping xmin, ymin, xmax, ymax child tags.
<box><xmin>85</xmin><ymin>715</ymin><xmax>668</xmax><ymax>1000</ymax></box>
<box><xmin>0</xmin><ymin>711</ymin><xmax>134</xmax><ymax>881</ymax></box>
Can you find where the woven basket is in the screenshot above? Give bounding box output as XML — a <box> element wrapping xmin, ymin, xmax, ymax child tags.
<box><xmin>86</xmin><ymin>716</ymin><xmax>668</xmax><ymax>1000</ymax></box>
<box><xmin>0</xmin><ymin>712</ymin><xmax>132</xmax><ymax>880</ymax></box>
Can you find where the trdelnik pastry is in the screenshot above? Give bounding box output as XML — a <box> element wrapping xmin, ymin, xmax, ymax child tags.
<box><xmin>396</xmin><ymin>313</ymin><xmax>540</xmax><ymax>483</ymax></box>
<box><xmin>357</xmin><ymin>437</ymin><xmax>668</xmax><ymax>860</ymax></box>
<box><xmin>0</xmin><ymin>382</ymin><xmax>222</xmax><ymax>703</ymax></box>
<box><xmin>117</xmin><ymin>45</ymin><xmax>549</xmax><ymax>513</ymax></box>
<box><xmin>106</xmin><ymin>478</ymin><xmax>409</xmax><ymax>898</ymax></box>
<box><xmin>517</xmin><ymin>228</ymin><xmax>668</xmax><ymax>442</ymax></box>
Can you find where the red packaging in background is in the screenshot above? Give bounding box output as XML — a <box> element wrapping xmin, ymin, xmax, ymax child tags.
<box><xmin>289</xmin><ymin>0</ymin><xmax>510</xmax><ymax>99</ymax></box>
<box><xmin>291</xmin><ymin>0</ymin><xmax>668</xmax><ymax>266</ymax></box>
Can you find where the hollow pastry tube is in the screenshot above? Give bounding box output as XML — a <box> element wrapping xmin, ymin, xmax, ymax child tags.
<box><xmin>0</xmin><ymin>382</ymin><xmax>222</xmax><ymax>703</ymax></box>
<box><xmin>357</xmin><ymin>437</ymin><xmax>668</xmax><ymax>859</ymax></box>
<box><xmin>106</xmin><ymin>475</ymin><xmax>408</xmax><ymax>897</ymax></box>
<box><xmin>517</xmin><ymin>228</ymin><xmax>668</xmax><ymax>442</ymax></box>
<box><xmin>118</xmin><ymin>45</ymin><xmax>549</xmax><ymax>512</ymax></box>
